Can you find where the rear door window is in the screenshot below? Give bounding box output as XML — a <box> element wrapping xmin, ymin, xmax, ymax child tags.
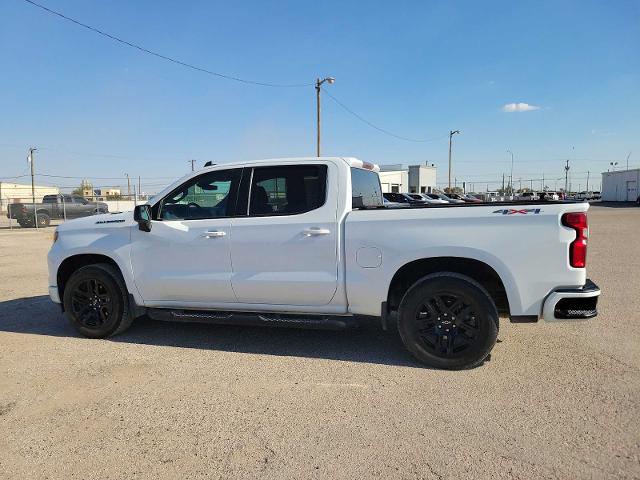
<box><xmin>247</xmin><ymin>165</ymin><xmax>327</xmax><ymax>216</ymax></box>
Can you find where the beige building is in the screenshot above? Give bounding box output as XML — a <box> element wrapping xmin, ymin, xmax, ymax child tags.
<box><xmin>0</xmin><ymin>182</ymin><xmax>59</xmax><ymax>212</ymax></box>
<box><xmin>378</xmin><ymin>163</ymin><xmax>437</xmax><ymax>193</ymax></box>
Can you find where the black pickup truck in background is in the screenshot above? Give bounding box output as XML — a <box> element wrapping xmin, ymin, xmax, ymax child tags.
<box><xmin>7</xmin><ymin>194</ymin><xmax>108</xmax><ymax>227</ymax></box>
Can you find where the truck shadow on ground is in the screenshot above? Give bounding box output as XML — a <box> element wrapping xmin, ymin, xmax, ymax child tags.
<box><xmin>0</xmin><ymin>295</ymin><xmax>422</xmax><ymax>368</ymax></box>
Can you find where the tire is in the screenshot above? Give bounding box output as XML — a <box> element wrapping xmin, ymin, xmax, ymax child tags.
<box><xmin>397</xmin><ymin>272</ymin><xmax>499</xmax><ymax>370</ymax></box>
<box><xmin>17</xmin><ymin>219</ymin><xmax>32</xmax><ymax>228</ymax></box>
<box><xmin>36</xmin><ymin>213</ymin><xmax>50</xmax><ymax>227</ymax></box>
<box><xmin>63</xmin><ymin>263</ymin><xmax>133</xmax><ymax>338</ymax></box>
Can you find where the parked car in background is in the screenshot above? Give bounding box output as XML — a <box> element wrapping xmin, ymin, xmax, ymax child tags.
<box><xmin>47</xmin><ymin>156</ymin><xmax>600</xmax><ymax>370</ymax></box>
<box><xmin>576</xmin><ymin>191</ymin><xmax>596</xmax><ymax>201</ymax></box>
<box><xmin>435</xmin><ymin>193</ymin><xmax>465</xmax><ymax>204</ymax></box>
<box><xmin>7</xmin><ymin>194</ymin><xmax>108</xmax><ymax>228</ymax></box>
<box><xmin>383</xmin><ymin>192</ymin><xmax>426</xmax><ymax>205</ymax></box>
<box><xmin>448</xmin><ymin>193</ymin><xmax>482</xmax><ymax>204</ymax></box>
<box><xmin>383</xmin><ymin>197</ymin><xmax>409</xmax><ymax>208</ymax></box>
<box><xmin>518</xmin><ymin>191</ymin><xmax>540</xmax><ymax>201</ymax></box>
<box><xmin>540</xmin><ymin>191</ymin><xmax>560</xmax><ymax>201</ymax></box>
<box><xmin>420</xmin><ymin>193</ymin><xmax>449</xmax><ymax>204</ymax></box>
<box><xmin>592</xmin><ymin>191</ymin><xmax>601</xmax><ymax>200</ymax></box>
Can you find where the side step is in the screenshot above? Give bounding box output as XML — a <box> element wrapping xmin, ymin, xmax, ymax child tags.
<box><xmin>146</xmin><ymin>308</ymin><xmax>359</xmax><ymax>330</ymax></box>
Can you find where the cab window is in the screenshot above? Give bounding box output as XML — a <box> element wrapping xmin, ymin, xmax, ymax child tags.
<box><xmin>160</xmin><ymin>169</ymin><xmax>241</xmax><ymax>220</ymax></box>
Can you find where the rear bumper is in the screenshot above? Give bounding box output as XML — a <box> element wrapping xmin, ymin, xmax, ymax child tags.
<box><xmin>542</xmin><ymin>279</ymin><xmax>600</xmax><ymax>321</ymax></box>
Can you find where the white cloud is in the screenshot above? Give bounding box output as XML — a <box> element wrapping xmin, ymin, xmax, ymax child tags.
<box><xmin>502</xmin><ymin>102</ymin><xmax>540</xmax><ymax>113</ymax></box>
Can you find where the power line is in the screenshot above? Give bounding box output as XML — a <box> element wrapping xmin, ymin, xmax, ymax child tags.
<box><xmin>21</xmin><ymin>0</ymin><xmax>314</xmax><ymax>88</ymax></box>
<box><xmin>37</xmin><ymin>173</ymin><xmax>175</xmax><ymax>180</ymax></box>
<box><xmin>321</xmin><ymin>88</ymin><xmax>448</xmax><ymax>143</ymax></box>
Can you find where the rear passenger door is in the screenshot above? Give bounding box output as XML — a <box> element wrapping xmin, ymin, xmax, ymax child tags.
<box><xmin>230</xmin><ymin>163</ymin><xmax>339</xmax><ymax>306</ymax></box>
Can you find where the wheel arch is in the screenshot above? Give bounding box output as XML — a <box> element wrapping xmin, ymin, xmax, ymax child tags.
<box><xmin>387</xmin><ymin>256</ymin><xmax>511</xmax><ymax>316</ymax></box>
<box><xmin>57</xmin><ymin>254</ymin><xmax>128</xmax><ymax>305</ymax></box>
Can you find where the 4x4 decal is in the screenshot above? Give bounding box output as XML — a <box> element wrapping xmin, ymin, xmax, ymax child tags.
<box><xmin>493</xmin><ymin>208</ymin><xmax>541</xmax><ymax>215</ymax></box>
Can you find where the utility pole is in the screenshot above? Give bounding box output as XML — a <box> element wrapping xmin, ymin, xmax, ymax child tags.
<box><xmin>586</xmin><ymin>171</ymin><xmax>590</xmax><ymax>192</ymax></box>
<box><xmin>138</xmin><ymin>176</ymin><xmax>141</xmax><ymax>201</ymax></box>
<box><xmin>448</xmin><ymin>130</ymin><xmax>460</xmax><ymax>192</ymax></box>
<box><xmin>124</xmin><ymin>173</ymin><xmax>131</xmax><ymax>199</ymax></box>
<box><xmin>315</xmin><ymin>76</ymin><xmax>335</xmax><ymax>157</ymax></box>
<box><xmin>188</xmin><ymin>159</ymin><xmax>195</xmax><ymax>171</ymax></box>
<box><xmin>502</xmin><ymin>173</ymin><xmax>505</xmax><ymax>194</ymax></box>
<box><xmin>507</xmin><ymin>150</ymin><xmax>514</xmax><ymax>195</ymax></box>
<box><xmin>542</xmin><ymin>173</ymin><xmax>545</xmax><ymax>191</ymax></box>
<box><xmin>564</xmin><ymin>160</ymin><xmax>570</xmax><ymax>194</ymax></box>
<box><xmin>28</xmin><ymin>148</ymin><xmax>38</xmax><ymax>229</ymax></box>
<box><xmin>530</xmin><ymin>179</ymin><xmax>533</xmax><ymax>190</ymax></box>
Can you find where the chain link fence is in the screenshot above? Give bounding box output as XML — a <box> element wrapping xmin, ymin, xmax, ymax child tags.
<box><xmin>1</xmin><ymin>193</ymin><xmax>145</xmax><ymax>230</ymax></box>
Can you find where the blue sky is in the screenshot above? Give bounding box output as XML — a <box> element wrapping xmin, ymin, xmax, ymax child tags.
<box><xmin>1</xmin><ymin>0</ymin><xmax>638</xmax><ymax>193</ymax></box>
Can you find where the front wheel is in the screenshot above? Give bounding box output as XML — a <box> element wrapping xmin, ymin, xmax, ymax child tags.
<box><xmin>63</xmin><ymin>264</ymin><xmax>133</xmax><ymax>338</ymax></box>
<box><xmin>397</xmin><ymin>273</ymin><xmax>499</xmax><ymax>369</ymax></box>
<box><xmin>36</xmin><ymin>213</ymin><xmax>50</xmax><ymax>227</ymax></box>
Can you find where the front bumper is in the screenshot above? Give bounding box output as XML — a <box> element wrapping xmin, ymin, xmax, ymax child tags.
<box><xmin>49</xmin><ymin>285</ymin><xmax>61</xmax><ymax>304</ymax></box>
<box><xmin>542</xmin><ymin>279</ymin><xmax>600</xmax><ymax>321</ymax></box>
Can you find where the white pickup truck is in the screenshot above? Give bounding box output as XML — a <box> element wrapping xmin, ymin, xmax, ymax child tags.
<box><xmin>47</xmin><ymin>157</ymin><xmax>600</xmax><ymax>369</ymax></box>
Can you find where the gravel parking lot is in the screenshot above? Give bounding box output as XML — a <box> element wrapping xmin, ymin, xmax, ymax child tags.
<box><xmin>0</xmin><ymin>204</ymin><xmax>638</xmax><ymax>479</ymax></box>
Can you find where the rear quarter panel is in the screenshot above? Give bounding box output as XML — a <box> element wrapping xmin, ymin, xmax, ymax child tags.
<box><xmin>344</xmin><ymin>203</ymin><xmax>589</xmax><ymax>317</ymax></box>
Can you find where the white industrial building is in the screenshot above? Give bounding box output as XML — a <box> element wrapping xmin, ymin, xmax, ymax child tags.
<box><xmin>0</xmin><ymin>182</ymin><xmax>59</xmax><ymax>213</ymax></box>
<box><xmin>601</xmin><ymin>169</ymin><xmax>639</xmax><ymax>202</ymax></box>
<box><xmin>378</xmin><ymin>163</ymin><xmax>437</xmax><ymax>193</ymax></box>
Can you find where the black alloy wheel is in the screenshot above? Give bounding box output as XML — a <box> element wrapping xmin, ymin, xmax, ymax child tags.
<box><xmin>414</xmin><ymin>291</ymin><xmax>480</xmax><ymax>357</ymax></box>
<box><xmin>63</xmin><ymin>264</ymin><xmax>133</xmax><ymax>338</ymax></box>
<box><xmin>69</xmin><ymin>278</ymin><xmax>115</xmax><ymax>330</ymax></box>
<box><xmin>397</xmin><ymin>273</ymin><xmax>499</xmax><ymax>369</ymax></box>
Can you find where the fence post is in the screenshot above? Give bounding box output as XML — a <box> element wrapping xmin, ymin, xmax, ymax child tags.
<box><xmin>62</xmin><ymin>195</ymin><xmax>67</xmax><ymax>221</ymax></box>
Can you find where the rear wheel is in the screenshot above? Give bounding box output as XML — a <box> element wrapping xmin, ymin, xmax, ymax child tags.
<box><xmin>63</xmin><ymin>264</ymin><xmax>133</xmax><ymax>338</ymax></box>
<box><xmin>397</xmin><ymin>273</ymin><xmax>498</xmax><ymax>369</ymax></box>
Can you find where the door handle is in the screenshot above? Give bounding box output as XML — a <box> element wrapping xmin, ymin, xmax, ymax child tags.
<box><xmin>202</xmin><ymin>230</ymin><xmax>226</xmax><ymax>238</ymax></box>
<box><xmin>303</xmin><ymin>227</ymin><xmax>331</xmax><ymax>236</ymax></box>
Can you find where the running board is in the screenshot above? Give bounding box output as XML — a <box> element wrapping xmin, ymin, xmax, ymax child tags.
<box><xmin>146</xmin><ymin>308</ymin><xmax>359</xmax><ymax>330</ymax></box>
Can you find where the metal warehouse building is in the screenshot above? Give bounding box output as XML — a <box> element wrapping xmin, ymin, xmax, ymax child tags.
<box><xmin>601</xmin><ymin>169</ymin><xmax>639</xmax><ymax>202</ymax></box>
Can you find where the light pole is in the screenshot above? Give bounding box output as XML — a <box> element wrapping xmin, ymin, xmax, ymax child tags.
<box><xmin>315</xmin><ymin>76</ymin><xmax>335</xmax><ymax>157</ymax></box>
<box><xmin>507</xmin><ymin>150</ymin><xmax>514</xmax><ymax>195</ymax></box>
<box><xmin>448</xmin><ymin>130</ymin><xmax>460</xmax><ymax>192</ymax></box>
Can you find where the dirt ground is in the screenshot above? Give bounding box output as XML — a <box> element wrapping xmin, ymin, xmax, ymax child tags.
<box><xmin>0</xmin><ymin>204</ymin><xmax>638</xmax><ymax>479</ymax></box>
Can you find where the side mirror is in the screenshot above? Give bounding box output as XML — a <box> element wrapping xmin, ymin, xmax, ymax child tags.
<box><xmin>133</xmin><ymin>205</ymin><xmax>152</xmax><ymax>232</ymax></box>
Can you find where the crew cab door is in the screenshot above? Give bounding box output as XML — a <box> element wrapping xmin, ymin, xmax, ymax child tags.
<box><xmin>230</xmin><ymin>163</ymin><xmax>339</xmax><ymax>306</ymax></box>
<box><xmin>130</xmin><ymin>168</ymin><xmax>242</xmax><ymax>305</ymax></box>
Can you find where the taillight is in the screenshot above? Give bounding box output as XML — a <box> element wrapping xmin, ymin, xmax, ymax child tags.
<box><xmin>562</xmin><ymin>212</ymin><xmax>588</xmax><ymax>268</ymax></box>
